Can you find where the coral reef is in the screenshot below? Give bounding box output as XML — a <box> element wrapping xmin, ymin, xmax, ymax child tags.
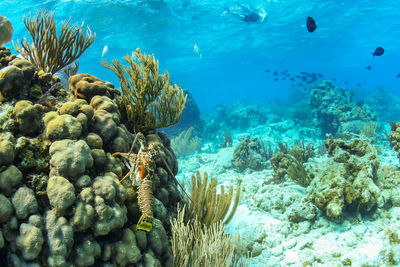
<box><xmin>270</xmin><ymin>142</ymin><xmax>314</xmax><ymax>186</ymax></box>
<box><xmin>232</xmin><ymin>136</ymin><xmax>270</xmax><ymax>172</ymax></box>
<box><xmin>202</xmin><ymin>102</ymin><xmax>268</xmax><ymax>140</ymax></box>
<box><xmin>307</xmin><ymin>135</ymin><xmax>381</xmax><ymax>218</ymax></box>
<box><xmin>309</xmin><ymin>80</ymin><xmax>377</xmax><ymax>136</ymax></box>
<box><xmin>0</xmin><ymin>48</ymin><xmax>185</xmax><ymax>266</ymax></box>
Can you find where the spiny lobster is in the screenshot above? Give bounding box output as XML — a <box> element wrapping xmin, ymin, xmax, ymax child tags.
<box><xmin>112</xmin><ymin>132</ymin><xmax>158</xmax><ymax>232</ymax></box>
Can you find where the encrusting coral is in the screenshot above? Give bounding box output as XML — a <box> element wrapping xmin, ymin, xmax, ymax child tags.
<box><xmin>307</xmin><ymin>135</ymin><xmax>381</xmax><ymax>218</ymax></box>
<box><xmin>14</xmin><ymin>10</ymin><xmax>95</xmax><ymax>74</ymax></box>
<box><xmin>101</xmin><ymin>48</ymin><xmax>187</xmax><ymax>133</ymax></box>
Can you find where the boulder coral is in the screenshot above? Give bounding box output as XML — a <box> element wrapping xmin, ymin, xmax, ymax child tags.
<box><xmin>0</xmin><ymin>47</ymin><xmax>184</xmax><ymax>266</ymax></box>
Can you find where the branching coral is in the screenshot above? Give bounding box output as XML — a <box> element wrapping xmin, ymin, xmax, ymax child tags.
<box><xmin>101</xmin><ymin>48</ymin><xmax>187</xmax><ymax>133</ymax></box>
<box><xmin>185</xmin><ymin>171</ymin><xmax>240</xmax><ymax>227</ymax></box>
<box><xmin>14</xmin><ymin>10</ymin><xmax>95</xmax><ymax>74</ymax></box>
<box><xmin>171</xmin><ymin>127</ymin><xmax>201</xmax><ymax>157</ymax></box>
<box><xmin>171</xmin><ymin>207</ymin><xmax>250</xmax><ymax>267</ymax></box>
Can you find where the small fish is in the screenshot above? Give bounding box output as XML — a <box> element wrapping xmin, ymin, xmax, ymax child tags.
<box><xmin>332</xmin><ymin>78</ymin><xmax>336</xmax><ymax>81</ymax></box>
<box><xmin>265</xmin><ymin>69</ymin><xmax>270</xmax><ymax>72</ymax></box>
<box><xmin>273</xmin><ymin>71</ymin><xmax>278</xmax><ymax>76</ymax></box>
<box><xmin>306</xmin><ymin>17</ymin><xmax>317</xmax><ymax>33</ymax></box>
<box><xmin>372</xmin><ymin>47</ymin><xmax>384</xmax><ymax>57</ymax></box>
<box><xmin>397</xmin><ymin>73</ymin><xmax>400</xmax><ymax>78</ymax></box>
<box><xmin>356</xmin><ymin>83</ymin><xmax>361</xmax><ymax>86</ymax></box>
<box><xmin>274</xmin><ymin>78</ymin><xmax>279</xmax><ymax>81</ymax></box>
<box><xmin>345</xmin><ymin>81</ymin><xmax>349</xmax><ymax>84</ymax></box>
<box><xmin>329</xmin><ymin>97</ymin><xmax>334</xmax><ymax>102</ymax></box>
<box><xmin>298</xmin><ymin>82</ymin><xmax>303</xmax><ymax>86</ymax></box>
<box><xmin>321</xmin><ymin>103</ymin><xmax>327</xmax><ymax>108</ymax></box>
<box><xmin>282</xmin><ymin>77</ymin><xmax>287</xmax><ymax>80</ymax></box>
<box><xmin>194</xmin><ymin>43</ymin><xmax>202</xmax><ymax>58</ymax></box>
<box><xmin>290</xmin><ymin>78</ymin><xmax>295</xmax><ymax>81</ymax></box>
<box><xmin>366</xmin><ymin>65</ymin><xmax>372</xmax><ymax>70</ymax></box>
<box><xmin>101</xmin><ymin>45</ymin><xmax>108</xmax><ymax>58</ymax></box>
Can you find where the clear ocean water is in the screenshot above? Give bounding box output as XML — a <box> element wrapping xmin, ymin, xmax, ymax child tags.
<box><xmin>3</xmin><ymin>0</ymin><xmax>400</xmax><ymax>111</ymax></box>
<box><xmin>3</xmin><ymin>1</ymin><xmax>400</xmax><ymax>266</ymax></box>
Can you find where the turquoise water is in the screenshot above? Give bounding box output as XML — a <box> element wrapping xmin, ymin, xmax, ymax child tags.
<box><xmin>2</xmin><ymin>0</ymin><xmax>400</xmax><ymax>110</ymax></box>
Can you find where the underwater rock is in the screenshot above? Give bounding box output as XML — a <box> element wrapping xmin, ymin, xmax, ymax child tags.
<box><xmin>11</xmin><ymin>100</ymin><xmax>41</xmax><ymax>135</ymax></box>
<box><xmin>92</xmin><ymin>172</ymin><xmax>126</xmax><ymax>203</ymax></box>
<box><xmin>93</xmin><ymin>196</ymin><xmax>127</xmax><ymax>236</ymax></box>
<box><xmin>0</xmin><ymin>193</ymin><xmax>13</xmax><ymax>223</ymax></box>
<box><xmin>0</xmin><ymin>15</ymin><xmax>13</xmax><ymax>46</ymax></box>
<box><xmin>10</xmin><ymin>58</ymin><xmax>35</xmax><ymax>81</ymax></box>
<box><xmin>71</xmin><ymin>188</ymin><xmax>95</xmax><ymax>231</ymax></box>
<box><xmin>12</xmin><ymin>186</ymin><xmax>38</xmax><ymax>219</ymax></box>
<box><xmin>91</xmin><ymin>109</ymin><xmax>118</xmax><ymax>144</ymax></box>
<box><xmin>85</xmin><ymin>132</ymin><xmax>103</xmax><ymax>149</ymax></box>
<box><xmin>47</xmin><ymin>176</ymin><xmax>76</xmax><ymax>216</ymax></box>
<box><xmin>73</xmin><ymin>236</ymin><xmax>101</xmax><ymax>267</ymax></box>
<box><xmin>0</xmin><ymin>48</ymin><xmax>183</xmax><ymax>266</ymax></box>
<box><xmin>163</xmin><ymin>89</ymin><xmax>203</xmax><ymax>137</ymax></box>
<box><xmin>16</xmin><ymin>221</ymin><xmax>44</xmax><ymax>260</ymax></box>
<box><xmin>233</xmin><ymin>136</ymin><xmax>269</xmax><ymax>172</ymax></box>
<box><xmin>45</xmin><ymin>210</ymin><xmax>74</xmax><ymax>266</ymax></box>
<box><xmin>0</xmin><ymin>164</ymin><xmax>23</xmax><ymax>196</ymax></box>
<box><xmin>44</xmin><ymin>112</ymin><xmax>83</xmax><ymax>141</ymax></box>
<box><xmin>0</xmin><ymin>46</ymin><xmax>16</xmax><ymax>69</ymax></box>
<box><xmin>49</xmin><ymin>139</ymin><xmax>93</xmax><ymax>179</ymax></box>
<box><xmin>112</xmin><ymin>228</ymin><xmax>142</xmax><ymax>266</ymax></box>
<box><xmin>308</xmin><ymin>136</ymin><xmax>380</xmax><ymax>218</ymax></box>
<box><xmin>148</xmin><ymin>219</ymin><xmax>169</xmax><ymax>256</ymax></box>
<box><xmin>0</xmin><ymin>66</ymin><xmax>26</xmax><ymax>101</ymax></box>
<box><xmin>0</xmin><ymin>139</ymin><xmax>15</xmax><ymax>166</ymax></box>
<box><xmin>309</xmin><ymin>80</ymin><xmax>377</xmax><ymax>136</ymax></box>
<box><xmin>69</xmin><ymin>73</ymin><xmax>116</xmax><ymax>101</ymax></box>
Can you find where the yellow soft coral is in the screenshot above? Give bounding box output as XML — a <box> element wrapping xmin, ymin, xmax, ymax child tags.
<box><xmin>101</xmin><ymin>48</ymin><xmax>187</xmax><ymax>133</ymax></box>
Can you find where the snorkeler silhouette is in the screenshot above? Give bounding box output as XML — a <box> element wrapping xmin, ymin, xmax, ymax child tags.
<box><xmin>223</xmin><ymin>2</ymin><xmax>266</xmax><ymax>24</ymax></box>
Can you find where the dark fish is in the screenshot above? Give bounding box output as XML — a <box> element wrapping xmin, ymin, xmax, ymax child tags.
<box><xmin>290</xmin><ymin>78</ymin><xmax>295</xmax><ymax>81</ymax></box>
<box><xmin>265</xmin><ymin>69</ymin><xmax>270</xmax><ymax>72</ymax></box>
<box><xmin>282</xmin><ymin>77</ymin><xmax>287</xmax><ymax>80</ymax></box>
<box><xmin>329</xmin><ymin>97</ymin><xmax>334</xmax><ymax>102</ymax></box>
<box><xmin>298</xmin><ymin>83</ymin><xmax>303</xmax><ymax>86</ymax></box>
<box><xmin>274</xmin><ymin>78</ymin><xmax>279</xmax><ymax>81</ymax></box>
<box><xmin>318</xmin><ymin>73</ymin><xmax>323</xmax><ymax>78</ymax></box>
<box><xmin>356</xmin><ymin>83</ymin><xmax>361</xmax><ymax>86</ymax></box>
<box><xmin>306</xmin><ymin>17</ymin><xmax>317</xmax><ymax>32</ymax></box>
<box><xmin>397</xmin><ymin>73</ymin><xmax>400</xmax><ymax>78</ymax></box>
<box><xmin>366</xmin><ymin>65</ymin><xmax>372</xmax><ymax>70</ymax></box>
<box><xmin>273</xmin><ymin>71</ymin><xmax>278</xmax><ymax>76</ymax></box>
<box><xmin>332</xmin><ymin>78</ymin><xmax>336</xmax><ymax>81</ymax></box>
<box><xmin>345</xmin><ymin>81</ymin><xmax>348</xmax><ymax>84</ymax></box>
<box><xmin>372</xmin><ymin>47</ymin><xmax>384</xmax><ymax>57</ymax></box>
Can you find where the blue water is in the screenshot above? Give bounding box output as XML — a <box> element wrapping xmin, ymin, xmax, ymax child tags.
<box><xmin>2</xmin><ymin>0</ymin><xmax>400</xmax><ymax>111</ymax></box>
